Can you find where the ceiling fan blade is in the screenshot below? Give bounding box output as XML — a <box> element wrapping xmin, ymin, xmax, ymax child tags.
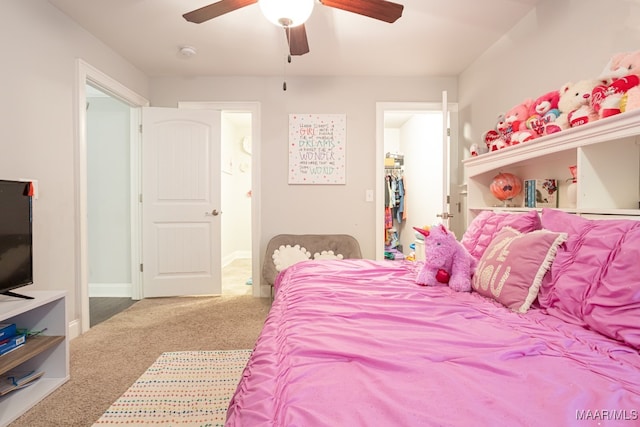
<box><xmin>183</xmin><ymin>0</ymin><xmax>258</xmax><ymax>24</ymax></box>
<box><xmin>319</xmin><ymin>0</ymin><xmax>404</xmax><ymax>23</ymax></box>
<box><xmin>286</xmin><ymin>25</ymin><xmax>310</xmax><ymax>56</ymax></box>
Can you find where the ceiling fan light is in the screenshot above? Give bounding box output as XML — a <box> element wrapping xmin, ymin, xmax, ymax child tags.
<box><xmin>259</xmin><ymin>0</ymin><xmax>314</xmax><ymax>27</ymax></box>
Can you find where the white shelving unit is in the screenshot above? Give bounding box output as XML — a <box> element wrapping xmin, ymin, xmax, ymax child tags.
<box><xmin>0</xmin><ymin>290</ymin><xmax>69</xmax><ymax>426</ymax></box>
<box><xmin>463</xmin><ymin>109</ymin><xmax>640</xmax><ymax>222</ymax></box>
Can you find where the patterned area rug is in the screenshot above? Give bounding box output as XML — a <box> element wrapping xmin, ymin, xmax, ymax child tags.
<box><xmin>93</xmin><ymin>350</ymin><xmax>252</xmax><ymax>426</ymax></box>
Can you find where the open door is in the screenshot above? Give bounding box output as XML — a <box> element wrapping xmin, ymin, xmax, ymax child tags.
<box><xmin>437</xmin><ymin>91</ymin><xmax>453</xmax><ymax>228</ymax></box>
<box><xmin>141</xmin><ymin>107</ymin><xmax>222</xmax><ymax>297</ymax></box>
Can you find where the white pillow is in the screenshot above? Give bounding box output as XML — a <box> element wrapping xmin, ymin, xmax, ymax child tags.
<box><xmin>313</xmin><ymin>250</ymin><xmax>344</xmax><ymax>260</ymax></box>
<box><xmin>272</xmin><ymin>244</ymin><xmax>311</xmax><ymax>272</ymax></box>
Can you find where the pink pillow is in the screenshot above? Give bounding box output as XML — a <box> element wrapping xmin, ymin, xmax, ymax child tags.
<box><xmin>472</xmin><ymin>227</ymin><xmax>567</xmax><ymax>313</ymax></box>
<box><xmin>461</xmin><ymin>210</ymin><xmax>541</xmax><ymax>261</ymax></box>
<box><xmin>540</xmin><ymin>208</ymin><xmax>640</xmax><ymax>349</ymax></box>
<box><xmin>537</xmin><ymin>209</ymin><xmax>592</xmax><ymax>326</ymax></box>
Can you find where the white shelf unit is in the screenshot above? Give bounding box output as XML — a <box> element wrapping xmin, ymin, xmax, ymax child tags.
<box><xmin>463</xmin><ymin>109</ymin><xmax>640</xmax><ymax>222</ymax></box>
<box><xmin>0</xmin><ymin>290</ymin><xmax>69</xmax><ymax>426</ymax></box>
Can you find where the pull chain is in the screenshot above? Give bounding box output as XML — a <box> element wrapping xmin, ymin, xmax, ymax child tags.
<box><xmin>283</xmin><ymin>55</ymin><xmax>287</xmax><ymax>92</ymax></box>
<box><xmin>283</xmin><ymin>26</ymin><xmax>291</xmax><ymax>91</ymax></box>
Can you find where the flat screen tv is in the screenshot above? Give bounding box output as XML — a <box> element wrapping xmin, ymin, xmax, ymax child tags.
<box><xmin>0</xmin><ymin>180</ymin><xmax>34</xmax><ymax>300</ymax></box>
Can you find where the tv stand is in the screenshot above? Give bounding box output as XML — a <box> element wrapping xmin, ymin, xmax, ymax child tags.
<box><xmin>0</xmin><ymin>290</ymin><xmax>68</xmax><ymax>425</ymax></box>
<box><xmin>2</xmin><ymin>290</ymin><xmax>35</xmax><ymax>300</ymax></box>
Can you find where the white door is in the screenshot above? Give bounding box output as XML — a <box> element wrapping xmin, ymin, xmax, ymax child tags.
<box><xmin>141</xmin><ymin>107</ymin><xmax>222</xmax><ymax>297</ymax></box>
<box><xmin>437</xmin><ymin>91</ymin><xmax>452</xmax><ymax>228</ymax></box>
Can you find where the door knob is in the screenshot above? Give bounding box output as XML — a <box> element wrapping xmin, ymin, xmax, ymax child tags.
<box><xmin>205</xmin><ymin>209</ymin><xmax>221</xmax><ymax>216</ymax></box>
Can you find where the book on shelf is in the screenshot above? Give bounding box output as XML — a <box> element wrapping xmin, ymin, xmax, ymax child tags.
<box><xmin>0</xmin><ymin>333</ymin><xmax>26</xmax><ymax>356</ymax></box>
<box><xmin>524</xmin><ymin>179</ymin><xmax>558</xmax><ymax>208</ymax></box>
<box><xmin>0</xmin><ymin>370</ymin><xmax>45</xmax><ymax>396</ymax></box>
<box><xmin>0</xmin><ymin>323</ymin><xmax>17</xmax><ymax>341</ymax></box>
<box><xmin>524</xmin><ymin>179</ymin><xmax>534</xmax><ymax>207</ymax></box>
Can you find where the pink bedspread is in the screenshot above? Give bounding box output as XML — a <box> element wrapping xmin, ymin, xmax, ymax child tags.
<box><xmin>226</xmin><ymin>259</ymin><xmax>640</xmax><ymax>426</ymax></box>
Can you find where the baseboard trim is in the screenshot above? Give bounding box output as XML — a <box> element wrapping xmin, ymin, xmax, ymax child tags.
<box><xmin>68</xmin><ymin>318</ymin><xmax>81</xmax><ymax>340</ymax></box>
<box><xmin>222</xmin><ymin>250</ymin><xmax>251</xmax><ymax>268</ymax></box>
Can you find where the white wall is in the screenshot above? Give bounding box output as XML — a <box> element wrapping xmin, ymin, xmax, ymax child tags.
<box><xmin>150</xmin><ymin>76</ymin><xmax>458</xmax><ymax>271</ymax></box>
<box><xmin>384</xmin><ymin>128</ymin><xmax>401</xmax><ymax>153</ymax></box>
<box><xmin>0</xmin><ymin>2</ymin><xmax>148</xmax><ymax>322</ymax></box>
<box><xmin>458</xmin><ymin>0</ymin><xmax>640</xmax><ymax>163</ymax></box>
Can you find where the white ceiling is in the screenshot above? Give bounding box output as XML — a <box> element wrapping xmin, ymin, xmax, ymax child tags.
<box><xmin>48</xmin><ymin>0</ymin><xmax>542</xmax><ymax>78</ymax></box>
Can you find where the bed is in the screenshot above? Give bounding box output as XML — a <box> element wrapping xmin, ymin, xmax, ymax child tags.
<box><xmin>226</xmin><ymin>209</ymin><xmax>640</xmax><ymax>426</ymax></box>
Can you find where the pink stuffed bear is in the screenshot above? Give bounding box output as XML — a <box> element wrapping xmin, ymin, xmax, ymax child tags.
<box><xmin>526</xmin><ymin>90</ymin><xmax>562</xmax><ymax>136</ymax></box>
<box><xmin>414</xmin><ymin>224</ymin><xmax>476</xmax><ymax>292</ymax></box>
<box><xmin>594</xmin><ymin>50</ymin><xmax>640</xmax><ymax>116</ymax></box>
<box><xmin>504</xmin><ymin>100</ymin><xmax>537</xmax><ymax>145</ymax></box>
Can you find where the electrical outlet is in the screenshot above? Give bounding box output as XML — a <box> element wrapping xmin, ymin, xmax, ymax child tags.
<box><xmin>365</xmin><ymin>189</ymin><xmax>374</xmax><ymax>202</ymax></box>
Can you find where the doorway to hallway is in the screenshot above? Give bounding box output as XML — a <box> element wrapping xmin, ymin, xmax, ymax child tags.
<box><xmin>220</xmin><ymin>112</ymin><xmax>253</xmax><ymax>296</ymax></box>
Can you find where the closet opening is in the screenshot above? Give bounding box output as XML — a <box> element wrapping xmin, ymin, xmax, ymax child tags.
<box><xmin>381</xmin><ymin>109</ymin><xmax>445</xmax><ymax>261</ymax></box>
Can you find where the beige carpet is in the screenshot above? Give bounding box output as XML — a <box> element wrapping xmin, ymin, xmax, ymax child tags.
<box><xmin>93</xmin><ymin>350</ymin><xmax>252</xmax><ymax>426</ymax></box>
<box><xmin>9</xmin><ymin>295</ymin><xmax>271</xmax><ymax>427</ymax></box>
<box><xmin>222</xmin><ymin>258</ymin><xmax>253</xmax><ymax>296</ymax></box>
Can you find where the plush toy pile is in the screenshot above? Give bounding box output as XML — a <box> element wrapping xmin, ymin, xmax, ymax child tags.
<box><xmin>473</xmin><ymin>49</ymin><xmax>640</xmax><ymax>156</ymax></box>
<box><xmin>414</xmin><ymin>224</ymin><xmax>476</xmax><ymax>292</ymax></box>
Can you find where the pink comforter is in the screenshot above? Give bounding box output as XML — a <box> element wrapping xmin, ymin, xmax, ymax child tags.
<box><xmin>226</xmin><ymin>259</ymin><xmax>640</xmax><ymax>426</ymax></box>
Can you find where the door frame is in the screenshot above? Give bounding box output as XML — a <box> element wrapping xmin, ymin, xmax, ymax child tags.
<box><xmin>178</xmin><ymin>101</ymin><xmax>262</xmax><ymax>297</ymax></box>
<box><xmin>74</xmin><ymin>59</ymin><xmax>149</xmax><ymax>336</ymax></box>
<box><xmin>375</xmin><ymin>101</ymin><xmax>460</xmax><ymax>261</ymax></box>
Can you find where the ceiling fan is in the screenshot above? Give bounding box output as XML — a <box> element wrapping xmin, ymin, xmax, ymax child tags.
<box><xmin>183</xmin><ymin>0</ymin><xmax>404</xmax><ymax>56</ymax></box>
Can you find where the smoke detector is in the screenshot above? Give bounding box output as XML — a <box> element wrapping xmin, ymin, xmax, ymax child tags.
<box><xmin>179</xmin><ymin>45</ymin><xmax>197</xmax><ymax>58</ymax></box>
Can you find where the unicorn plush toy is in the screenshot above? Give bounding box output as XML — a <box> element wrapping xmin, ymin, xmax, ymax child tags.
<box><xmin>414</xmin><ymin>224</ymin><xmax>476</xmax><ymax>292</ymax></box>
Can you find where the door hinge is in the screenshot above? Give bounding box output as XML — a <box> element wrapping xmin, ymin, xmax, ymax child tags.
<box><xmin>447</xmin><ymin>128</ymin><xmax>451</xmax><ymax>137</ymax></box>
<box><xmin>139</xmin><ymin>194</ymin><xmax>143</xmax><ymax>203</ymax></box>
<box><xmin>139</xmin><ymin>124</ymin><xmax>142</xmax><ymax>133</ymax></box>
<box><xmin>447</xmin><ymin>195</ymin><xmax>450</xmax><ymax>204</ymax></box>
<box><xmin>139</xmin><ymin>263</ymin><xmax>143</xmax><ymax>272</ymax></box>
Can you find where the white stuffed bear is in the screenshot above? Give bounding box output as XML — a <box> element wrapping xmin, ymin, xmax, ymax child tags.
<box><xmin>556</xmin><ymin>79</ymin><xmax>601</xmax><ymax>130</ymax></box>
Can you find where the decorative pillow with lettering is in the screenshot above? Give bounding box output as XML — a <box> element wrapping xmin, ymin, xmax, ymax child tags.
<box><xmin>472</xmin><ymin>227</ymin><xmax>567</xmax><ymax>313</ymax></box>
<box><xmin>272</xmin><ymin>244</ymin><xmax>311</xmax><ymax>272</ymax></box>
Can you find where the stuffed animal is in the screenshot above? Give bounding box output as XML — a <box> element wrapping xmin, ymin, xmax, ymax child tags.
<box><xmin>414</xmin><ymin>224</ymin><xmax>476</xmax><ymax>292</ymax></box>
<box><xmin>591</xmin><ymin>75</ymin><xmax>640</xmax><ymax>118</ymax></box>
<box><xmin>599</xmin><ymin>50</ymin><xmax>640</xmax><ymax>81</ymax></box>
<box><xmin>594</xmin><ymin>50</ymin><xmax>640</xmax><ymax>117</ymax></box>
<box><xmin>504</xmin><ymin>99</ymin><xmax>537</xmax><ymax>144</ymax></box>
<box><xmin>526</xmin><ymin>90</ymin><xmax>562</xmax><ymax>136</ymax></box>
<box><xmin>482</xmin><ymin>114</ymin><xmax>510</xmax><ymax>152</ymax></box>
<box><xmin>556</xmin><ymin>80</ymin><xmax>600</xmax><ymax>129</ymax></box>
<box><xmin>621</xmin><ymin>89</ymin><xmax>640</xmax><ymax>112</ymax></box>
<box><xmin>504</xmin><ymin>99</ymin><xmax>533</xmax><ymax>132</ymax></box>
